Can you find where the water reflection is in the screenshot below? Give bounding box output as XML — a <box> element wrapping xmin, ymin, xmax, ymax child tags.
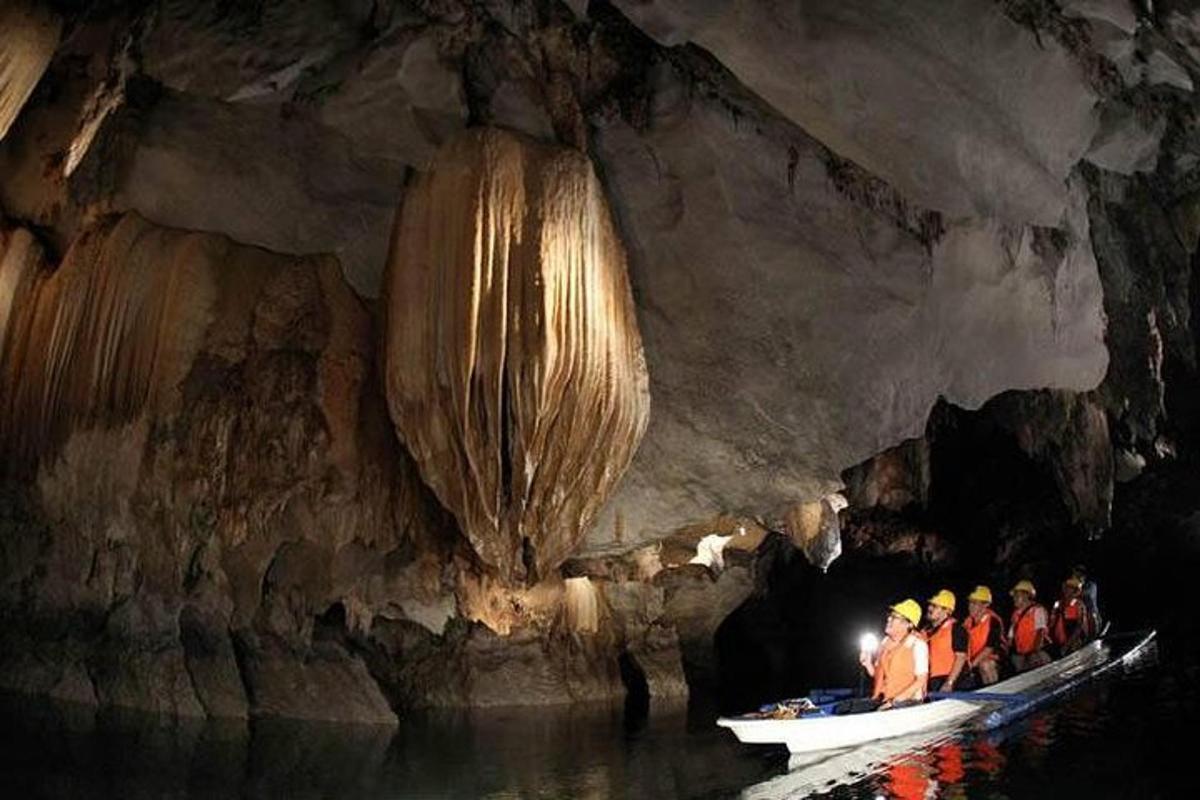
<box><xmin>2</xmin><ymin>697</ymin><xmax>789</xmax><ymax>800</ymax></box>
<box><xmin>0</xmin><ymin>637</ymin><xmax>1188</xmax><ymax>800</ymax></box>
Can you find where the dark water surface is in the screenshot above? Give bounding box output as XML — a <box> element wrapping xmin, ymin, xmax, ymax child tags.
<box><xmin>0</xmin><ymin>631</ymin><xmax>1192</xmax><ymax>799</ymax></box>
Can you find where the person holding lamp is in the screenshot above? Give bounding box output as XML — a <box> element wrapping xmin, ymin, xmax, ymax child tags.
<box><xmin>859</xmin><ymin>599</ymin><xmax>929</xmax><ymax>709</ymax></box>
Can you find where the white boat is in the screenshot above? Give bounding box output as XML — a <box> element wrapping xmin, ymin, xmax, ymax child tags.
<box><xmin>717</xmin><ymin>630</ymin><xmax>1156</xmax><ymax>755</ymax></box>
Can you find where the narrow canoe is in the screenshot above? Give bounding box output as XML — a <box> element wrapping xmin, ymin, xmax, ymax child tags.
<box><xmin>717</xmin><ymin>629</ymin><xmax>1156</xmax><ymax>754</ymax></box>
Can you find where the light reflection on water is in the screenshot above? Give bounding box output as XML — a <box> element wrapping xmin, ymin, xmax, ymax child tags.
<box><xmin>1</xmin><ymin>638</ymin><xmax>1190</xmax><ymax>799</ymax></box>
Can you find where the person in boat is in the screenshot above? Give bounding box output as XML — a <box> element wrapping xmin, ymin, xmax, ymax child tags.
<box><xmin>922</xmin><ymin>589</ymin><xmax>968</xmax><ymax>693</ymax></box>
<box><xmin>1072</xmin><ymin>563</ymin><xmax>1102</xmax><ymax>632</ymax></box>
<box><xmin>859</xmin><ymin>599</ymin><xmax>929</xmax><ymax>709</ymax></box>
<box><xmin>1050</xmin><ymin>575</ymin><xmax>1095</xmax><ymax>655</ymax></box>
<box><xmin>963</xmin><ymin>585</ymin><xmax>1006</xmax><ymax>686</ymax></box>
<box><xmin>1008</xmin><ymin>580</ymin><xmax>1051</xmax><ymax>672</ymax></box>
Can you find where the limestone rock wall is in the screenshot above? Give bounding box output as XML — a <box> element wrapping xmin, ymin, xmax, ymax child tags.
<box><xmin>586</xmin><ymin>52</ymin><xmax>1107</xmax><ymax>550</ymax></box>
<box><xmin>0</xmin><ymin>212</ymin><xmax>421</xmax><ymax>722</ymax></box>
<box><xmin>610</xmin><ymin>0</ymin><xmax>1102</xmax><ymax>225</ymax></box>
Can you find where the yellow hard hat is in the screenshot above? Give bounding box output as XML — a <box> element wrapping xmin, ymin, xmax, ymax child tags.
<box><xmin>928</xmin><ymin>589</ymin><xmax>956</xmax><ymax>611</ymax></box>
<box><xmin>890</xmin><ymin>599</ymin><xmax>922</xmax><ymax>627</ymax></box>
<box><xmin>967</xmin><ymin>585</ymin><xmax>993</xmax><ymax>604</ymax></box>
<box><xmin>1010</xmin><ymin>579</ymin><xmax>1037</xmax><ymax>598</ymax></box>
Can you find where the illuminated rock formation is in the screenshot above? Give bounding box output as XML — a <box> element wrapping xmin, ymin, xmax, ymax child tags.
<box><xmin>0</xmin><ymin>2</ymin><xmax>60</xmax><ymax>141</ymax></box>
<box><xmin>783</xmin><ymin>496</ymin><xmax>845</xmax><ymax>572</ymax></box>
<box><xmin>0</xmin><ymin>214</ymin><xmax>217</xmax><ymax>468</ymax></box>
<box><xmin>0</xmin><ymin>212</ymin><xmax>409</xmax><ymax>722</ymax></box>
<box><xmin>384</xmin><ymin>128</ymin><xmax>650</xmax><ymax>582</ymax></box>
<box><xmin>0</xmin><ymin>222</ymin><xmax>44</xmax><ymax>361</ymax></box>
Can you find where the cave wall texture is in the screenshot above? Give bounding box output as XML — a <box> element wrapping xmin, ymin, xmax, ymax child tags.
<box><xmin>3</xmin><ymin>0</ymin><xmax>1200</xmax><ymax>721</ymax></box>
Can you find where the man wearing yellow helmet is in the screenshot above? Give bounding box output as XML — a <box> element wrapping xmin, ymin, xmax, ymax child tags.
<box><xmin>1008</xmin><ymin>580</ymin><xmax>1050</xmax><ymax>672</ymax></box>
<box><xmin>963</xmin><ymin>586</ymin><xmax>1005</xmax><ymax>686</ymax></box>
<box><xmin>859</xmin><ymin>598</ymin><xmax>929</xmax><ymax>709</ymax></box>
<box><xmin>922</xmin><ymin>590</ymin><xmax>968</xmax><ymax>693</ymax></box>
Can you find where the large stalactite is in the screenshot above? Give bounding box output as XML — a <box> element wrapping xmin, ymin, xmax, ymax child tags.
<box><xmin>384</xmin><ymin>128</ymin><xmax>650</xmax><ymax>582</ymax></box>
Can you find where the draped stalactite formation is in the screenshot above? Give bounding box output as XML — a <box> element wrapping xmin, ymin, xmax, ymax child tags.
<box><xmin>0</xmin><ymin>222</ymin><xmax>44</xmax><ymax>365</ymax></box>
<box><xmin>384</xmin><ymin>128</ymin><xmax>650</xmax><ymax>583</ymax></box>
<box><xmin>0</xmin><ymin>213</ymin><xmax>218</xmax><ymax>470</ymax></box>
<box><xmin>0</xmin><ymin>1</ymin><xmax>60</xmax><ymax>141</ymax></box>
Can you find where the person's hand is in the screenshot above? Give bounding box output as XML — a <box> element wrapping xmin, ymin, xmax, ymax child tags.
<box><xmin>879</xmin><ymin>700</ymin><xmax>893</xmax><ymax>711</ymax></box>
<box><xmin>858</xmin><ymin>651</ymin><xmax>871</xmax><ymax>670</ymax></box>
<box><xmin>944</xmin><ymin>681</ymin><xmax>955</xmax><ymax>693</ymax></box>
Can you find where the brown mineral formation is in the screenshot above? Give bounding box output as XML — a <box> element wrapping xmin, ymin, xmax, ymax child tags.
<box><xmin>0</xmin><ymin>223</ymin><xmax>43</xmax><ymax>360</ymax></box>
<box><xmin>0</xmin><ymin>212</ymin><xmax>409</xmax><ymax>721</ymax></box>
<box><xmin>384</xmin><ymin>128</ymin><xmax>650</xmax><ymax>582</ymax></box>
<box><xmin>0</xmin><ymin>214</ymin><xmax>218</xmax><ymax>467</ymax></box>
<box><xmin>0</xmin><ymin>1</ymin><xmax>60</xmax><ymax>141</ymax></box>
<box><xmin>783</xmin><ymin>496</ymin><xmax>844</xmax><ymax>571</ymax></box>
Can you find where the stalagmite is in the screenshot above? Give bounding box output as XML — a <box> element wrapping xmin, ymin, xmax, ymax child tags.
<box><xmin>0</xmin><ymin>2</ymin><xmax>60</xmax><ymax>141</ymax></box>
<box><xmin>384</xmin><ymin>128</ymin><xmax>650</xmax><ymax>582</ymax></box>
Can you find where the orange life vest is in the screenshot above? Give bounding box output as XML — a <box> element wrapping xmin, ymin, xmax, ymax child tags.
<box><xmin>873</xmin><ymin>633</ymin><xmax>926</xmax><ymax>702</ymax></box>
<box><xmin>1009</xmin><ymin>604</ymin><xmax>1047</xmax><ymax>655</ymax></box>
<box><xmin>1050</xmin><ymin>597</ymin><xmax>1090</xmax><ymax>646</ymax></box>
<box><xmin>924</xmin><ymin>618</ymin><xmax>960</xmax><ymax>678</ymax></box>
<box><xmin>964</xmin><ymin>608</ymin><xmax>1004</xmax><ymax>663</ymax></box>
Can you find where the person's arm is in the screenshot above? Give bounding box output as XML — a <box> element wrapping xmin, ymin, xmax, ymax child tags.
<box><xmin>883</xmin><ymin>676</ymin><xmax>925</xmax><ymax>707</ymax></box>
<box><xmin>1068</xmin><ymin>606</ymin><xmax>1093</xmax><ymax>645</ymax></box>
<box><xmin>859</xmin><ymin>649</ymin><xmax>876</xmax><ymax>677</ymax></box>
<box><xmin>944</xmin><ymin>625</ymin><xmax>969</xmax><ymax>690</ymax></box>
<box><xmin>1065</xmin><ymin>611</ymin><xmax>1082</xmax><ymax>641</ymax></box>
<box><xmin>971</xmin><ymin>617</ymin><xmax>1003</xmax><ymax>667</ymax></box>
<box><xmin>1032</xmin><ymin>607</ymin><xmax>1050</xmax><ymax>650</ymax></box>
